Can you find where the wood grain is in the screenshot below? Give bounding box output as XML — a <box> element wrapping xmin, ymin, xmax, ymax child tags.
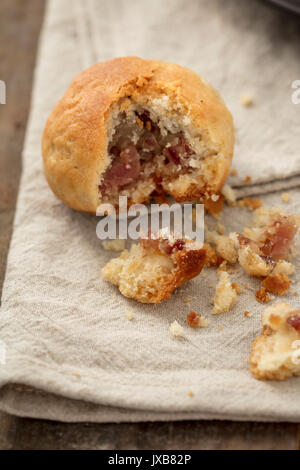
<box><xmin>0</xmin><ymin>0</ymin><xmax>299</xmax><ymax>451</ymax></box>
<box><xmin>1</xmin><ymin>419</ymin><xmax>298</xmax><ymax>450</ymax></box>
<box><xmin>0</xmin><ymin>0</ymin><xmax>46</xmax><ymax>452</ymax></box>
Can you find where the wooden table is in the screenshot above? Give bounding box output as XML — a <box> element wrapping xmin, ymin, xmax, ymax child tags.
<box><xmin>0</xmin><ymin>0</ymin><xmax>299</xmax><ymax>450</ymax></box>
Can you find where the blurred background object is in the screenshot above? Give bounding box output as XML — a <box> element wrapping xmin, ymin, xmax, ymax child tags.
<box><xmin>267</xmin><ymin>0</ymin><xmax>300</xmax><ymax>15</ymax></box>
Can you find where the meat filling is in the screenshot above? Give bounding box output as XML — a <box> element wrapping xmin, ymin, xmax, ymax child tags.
<box><xmin>261</xmin><ymin>215</ymin><xmax>298</xmax><ymax>261</ymax></box>
<box><xmin>99</xmin><ymin>111</ymin><xmax>196</xmax><ymax>200</ymax></box>
<box><xmin>287</xmin><ymin>312</ymin><xmax>300</xmax><ymax>332</ymax></box>
<box><xmin>237</xmin><ymin>214</ymin><xmax>298</xmax><ymax>264</ymax></box>
<box><xmin>140</xmin><ymin>233</ymin><xmax>185</xmax><ymax>256</ymax></box>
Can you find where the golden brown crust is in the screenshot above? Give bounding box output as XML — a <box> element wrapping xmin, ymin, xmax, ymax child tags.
<box><xmin>101</xmin><ymin>237</ymin><xmax>206</xmax><ymax>304</ymax></box>
<box><xmin>42</xmin><ymin>57</ymin><xmax>234</xmax><ymax>212</ymax></box>
<box><xmin>160</xmin><ymin>248</ymin><xmax>207</xmax><ymax>302</ymax></box>
<box><xmin>250</xmin><ymin>326</ymin><xmax>276</xmax><ymax>380</ymax></box>
<box><xmin>203</xmin><ymin>243</ymin><xmax>223</xmax><ymax>267</ymax></box>
<box><xmin>262</xmin><ymin>273</ymin><xmax>290</xmax><ymax>295</ymax></box>
<box><xmin>255</xmin><ymin>287</ymin><xmax>270</xmax><ymax>304</ymax></box>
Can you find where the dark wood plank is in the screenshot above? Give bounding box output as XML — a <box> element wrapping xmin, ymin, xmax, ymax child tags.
<box><xmin>0</xmin><ymin>0</ymin><xmax>46</xmax><ymax>452</ymax></box>
<box><xmin>0</xmin><ymin>0</ymin><xmax>299</xmax><ymax>451</ymax></box>
<box><xmin>0</xmin><ymin>0</ymin><xmax>46</xmax><ymax>295</ymax></box>
<box><xmin>3</xmin><ymin>417</ymin><xmax>298</xmax><ymax>450</ymax></box>
<box><xmin>0</xmin><ymin>412</ymin><xmax>18</xmax><ymax>450</ymax></box>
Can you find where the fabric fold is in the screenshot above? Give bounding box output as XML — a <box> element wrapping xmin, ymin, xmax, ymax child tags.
<box><xmin>0</xmin><ymin>0</ymin><xmax>300</xmax><ymax>423</ymax></box>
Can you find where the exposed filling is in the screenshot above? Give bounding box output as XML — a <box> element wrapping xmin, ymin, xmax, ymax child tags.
<box><xmin>287</xmin><ymin>312</ymin><xmax>300</xmax><ymax>331</ymax></box>
<box><xmin>237</xmin><ymin>213</ymin><xmax>298</xmax><ymax>264</ymax></box>
<box><xmin>99</xmin><ymin>110</ymin><xmax>197</xmax><ymax>202</ymax></box>
<box><xmin>140</xmin><ymin>232</ymin><xmax>185</xmax><ymax>256</ymax></box>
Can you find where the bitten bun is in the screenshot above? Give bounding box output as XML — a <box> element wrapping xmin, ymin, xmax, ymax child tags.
<box><xmin>42</xmin><ymin>57</ymin><xmax>234</xmax><ymax>213</ymax></box>
<box><xmin>102</xmin><ymin>231</ymin><xmax>206</xmax><ymax>304</ymax></box>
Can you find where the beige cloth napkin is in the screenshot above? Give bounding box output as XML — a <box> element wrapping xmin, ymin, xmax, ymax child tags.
<box><xmin>0</xmin><ymin>0</ymin><xmax>300</xmax><ymax>423</ymax></box>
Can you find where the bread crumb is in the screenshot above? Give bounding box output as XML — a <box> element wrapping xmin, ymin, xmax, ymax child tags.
<box><xmin>204</xmin><ymin>194</ymin><xmax>224</xmax><ymax>217</ymax></box>
<box><xmin>238</xmin><ymin>197</ymin><xmax>262</xmax><ymax>211</ymax></box>
<box><xmin>262</xmin><ymin>273</ymin><xmax>290</xmax><ymax>295</ymax></box>
<box><xmin>213</xmin><ymin>270</ymin><xmax>237</xmax><ymax>314</ymax></box>
<box><xmin>218</xmin><ymin>325</ymin><xmax>224</xmax><ymax>331</ymax></box>
<box><xmin>272</xmin><ymin>260</ymin><xmax>295</xmax><ymax>277</ymax></box>
<box><xmin>231</xmin><ymin>169</ymin><xmax>238</xmax><ymax>176</ymax></box>
<box><xmin>232</xmin><ymin>282</ymin><xmax>244</xmax><ymax>294</ymax></box>
<box><xmin>205</xmin><ymin>229</ymin><xmax>218</xmax><ymax>245</ymax></box>
<box><xmin>125</xmin><ymin>309</ymin><xmax>134</xmax><ymax>320</ymax></box>
<box><xmin>216</xmin><ymin>236</ymin><xmax>238</xmax><ymax>264</ymax></box>
<box><xmin>288</xmin><ymin>245</ymin><xmax>298</xmax><ymax>261</ymax></box>
<box><xmin>102</xmin><ymin>239</ymin><xmax>126</xmax><ymax>252</ymax></box>
<box><xmin>222</xmin><ymin>184</ymin><xmax>237</xmax><ymax>206</ymax></box>
<box><xmin>237</xmin><ymin>244</ymin><xmax>272</xmax><ymax>278</ymax></box>
<box><xmin>281</xmin><ymin>193</ymin><xmax>291</xmax><ymax>203</ymax></box>
<box><xmin>183</xmin><ymin>297</ymin><xmax>191</xmax><ymax>303</ymax></box>
<box><xmin>255</xmin><ymin>287</ymin><xmax>270</xmax><ymax>304</ymax></box>
<box><xmin>170</xmin><ymin>320</ymin><xmax>185</xmax><ymax>337</ymax></box>
<box><xmin>188</xmin><ymin>391</ymin><xmax>194</xmax><ymax>397</ymax></box>
<box><xmin>241</xmin><ymin>94</ymin><xmax>253</xmax><ymax>107</ymax></box>
<box><xmin>136</xmin><ymin>118</ymin><xmax>144</xmax><ymax>128</ymax></box>
<box><xmin>204</xmin><ymin>243</ymin><xmax>223</xmax><ymax>268</ymax></box>
<box><xmin>293</xmin><ymin>292</ymin><xmax>298</xmax><ymax>297</ymax></box>
<box><xmin>218</xmin><ymin>260</ymin><xmax>228</xmax><ymax>271</ymax></box>
<box><xmin>244</xmin><ymin>175</ymin><xmax>252</xmax><ymax>184</ymax></box>
<box><xmin>72</xmin><ymin>372</ymin><xmax>81</xmax><ymax>378</ymax></box>
<box><xmin>244</xmin><ymin>311</ymin><xmax>251</xmax><ymax>317</ymax></box>
<box><xmin>217</xmin><ymin>222</ymin><xmax>226</xmax><ymax>235</ymax></box>
<box><xmin>186</xmin><ymin>311</ymin><xmax>210</xmax><ymax>328</ymax></box>
<box><xmin>232</xmin><ymin>210</ymin><xmax>298</xmax><ymax>286</ymax></box>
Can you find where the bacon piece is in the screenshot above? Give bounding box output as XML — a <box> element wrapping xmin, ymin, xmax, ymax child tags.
<box><xmin>162</xmin><ymin>239</ymin><xmax>185</xmax><ymax>255</ymax></box>
<box><xmin>186</xmin><ymin>311</ymin><xmax>202</xmax><ymax>328</ymax></box>
<box><xmin>164</xmin><ymin>138</ymin><xmax>194</xmax><ymax>166</ymax></box>
<box><xmin>261</xmin><ymin>216</ymin><xmax>298</xmax><ymax>261</ymax></box>
<box><xmin>165</xmin><ymin>144</ymin><xmax>181</xmax><ymax>165</ymax></box>
<box><xmin>141</xmin><ymin>234</ymin><xmax>185</xmax><ymax>255</ymax></box>
<box><xmin>141</xmin><ymin>135</ymin><xmax>158</xmax><ymax>152</ymax></box>
<box><xmin>287</xmin><ymin>314</ymin><xmax>300</xmax><ymax>331</ymax></box>
<box><xmin>103</xmin><ymin>144</ymin><xmax>140</xmax><ymax>190</ymax></box>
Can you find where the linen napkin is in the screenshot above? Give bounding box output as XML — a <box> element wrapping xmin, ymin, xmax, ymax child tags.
<box><xmin>0</xmin><ymin>0</ymin><xmax>300</xmax><ymax>423</ymax></box>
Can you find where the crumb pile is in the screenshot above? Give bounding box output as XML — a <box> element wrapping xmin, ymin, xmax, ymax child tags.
<box><xmin>102</xmin><ymin>198</ymin><xmax>299</xmax><ymax>382</ymax></box>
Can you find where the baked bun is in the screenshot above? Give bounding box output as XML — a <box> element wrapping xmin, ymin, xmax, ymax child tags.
<box><xmin>102</xmin><ymin>230</ymin><xmax>206</xmax><ymax>304</ymax></box>
<box><xmin>42</xmin><ymin>57</ymin><xmax>234</xmax><ymax>213</ymax></box>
